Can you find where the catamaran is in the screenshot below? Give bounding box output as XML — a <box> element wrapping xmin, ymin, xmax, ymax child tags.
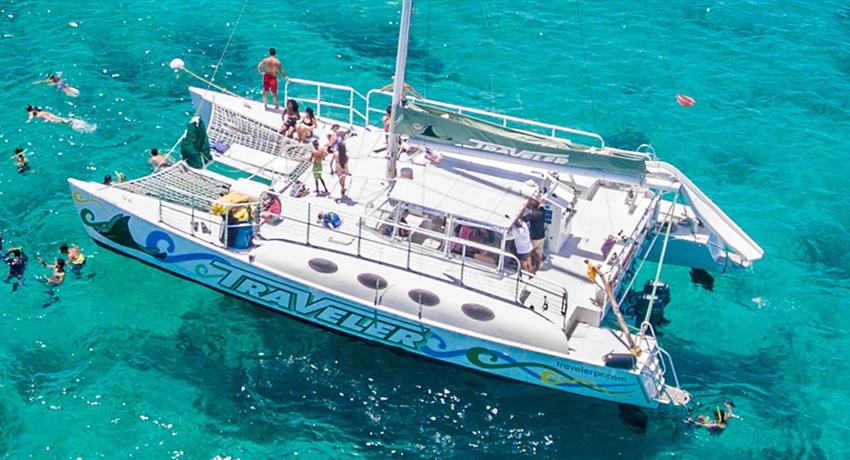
<box><xmin>68</xmin><ymin>0</ymin><xmax>762</xmax><ymax>409</ymax></box>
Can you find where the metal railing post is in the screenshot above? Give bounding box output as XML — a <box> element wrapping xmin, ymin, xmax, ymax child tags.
<box><xmin>460</xmin><ymin>245</ymin><xmax>466</xmax><ymax>286</ymax></box>
<box><xmin>406</xmin><ymin>233</ymin><xmax>412</xmax><ymax>270</ymax></box>
<box><xmin>316</xmin><ymin>86</ymin><xmax>322</xmax><ymax>118</ymax></box>
<box><xmin>306</xmin><ymin>202</ymin><xmax>312</xmax><ymax>245</ymax></box>
<box><xmin>349</xmin><ymin>91</ymin><xmax>354</xmax><ymax>125</ymax></box>
<box><xmin>357</xmin><ymin>217</ymin><xmax>363</xmax><ymax>257</ymax></box>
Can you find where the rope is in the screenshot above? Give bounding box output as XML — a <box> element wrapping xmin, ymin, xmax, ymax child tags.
<box><xmin>638</xmin><ymin>189</ymin><xmax>680</xmax><ymax>342</ymax></box>
<box><xmin>159</xmin><ymin>0</ymin><xmax>249</xmax><ymax>170</ymax></box>
<box><xmin>208</xmin><ymin>0</ymin><xmax>249</xmax><ymax>92</ymax></box>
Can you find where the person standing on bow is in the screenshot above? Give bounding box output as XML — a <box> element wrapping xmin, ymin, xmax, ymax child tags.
<box><xmin>257</xmin><ymin>48</ymin><xmax>288</xmax><ymax>111</ymax></box>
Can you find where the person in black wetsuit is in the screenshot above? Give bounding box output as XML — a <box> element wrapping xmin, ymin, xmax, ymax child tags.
<box><xmin>4</xmin><ymin>248</ymin><xmax>28</xmax><ymax>291</ymax></box>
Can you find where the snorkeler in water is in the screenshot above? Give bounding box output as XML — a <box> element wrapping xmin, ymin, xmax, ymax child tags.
<box><xmin>4</xmin><ymin>247</ymin><xmax>28</xmax><ymax>291</ymax></box>
<box><xmin>687</xmin><ymin>400</ymin><xmax>736</xmax><ymax>432</ymax></box>
<box><xmin>33</xmin><ymin>72</ymin><xmax>80</xmax><ymax>97</ymax></box>
<box><xmin>11</xmin><ymin>147</ymin><xmax>30</xmax><ymax>173</ymax></box>
<box><xmin>59</xmin><ymin>243</ymin><xmax>86</xmax><ymax>278</ymax></box>
<box><xmin>26</xmin><ymin>105</ymin><xmax>70</xmax><ymax>124</ymax></box>
<box><xmin>37</xmin><ymin>256</ymin><xmax>66</xmax><ymax>286</ymax></box>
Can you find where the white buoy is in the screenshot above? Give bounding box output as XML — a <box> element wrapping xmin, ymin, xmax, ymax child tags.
<box><xmin>169</xmin><ymin>58</ymin><xmax>185</xmax><ymax>71</ymax></box>
<box><xmin>69</xmin><ymin>21</ymin><xmax>78</xmax><ymax>28</ymax></box>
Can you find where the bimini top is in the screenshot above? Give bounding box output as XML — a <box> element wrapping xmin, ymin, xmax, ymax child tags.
<box><xmin>392</xmin><ymin>103</ymin><xmax>647</xmax><ymax>177</ymax></box>
<box><xmin>389</xmin><ymin>165</ymin><xmax>531</xmax><ymax>229</ymax></box>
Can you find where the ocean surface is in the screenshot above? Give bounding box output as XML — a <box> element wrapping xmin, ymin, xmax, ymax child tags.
<box><xmin>0</xmin><ymin>0</ymin><xmax>848</xmax><ymax>457</ymax></box>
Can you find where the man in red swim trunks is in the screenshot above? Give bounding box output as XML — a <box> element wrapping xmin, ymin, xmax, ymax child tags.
<box><xmin>257</xmin><ymin>48</ymin><xmax>288</xmax><ymax>110</ymax></box>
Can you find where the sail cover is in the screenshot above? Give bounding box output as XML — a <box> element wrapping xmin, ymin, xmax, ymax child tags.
<box><xmin>391</xmin><ymin>103</ymin><xmax>646</xmax><ymax>176</ymax></box>
<box><xmin>180</xmin><ymin>116</ymin><xmax>212</xmax><ymax>169</ymax></box>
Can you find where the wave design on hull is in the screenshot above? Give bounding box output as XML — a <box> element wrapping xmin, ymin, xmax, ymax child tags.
<box><xmin>422</xmin><ymin>334</ymin><xmax>634</xmax><ymax>395</ymax></box>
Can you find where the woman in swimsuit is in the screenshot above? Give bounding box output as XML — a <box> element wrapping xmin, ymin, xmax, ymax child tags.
<box><xmin>279</xmin><ymin>99</ymin><xmax>300</xmax><ymax>138</ymax></box>
<box><xmin>333</xmin><ymin>140</ymin><xmax>350</xmax><ymax>196</ymax></box>
<box><xmin>296</xmin><ymin>107</ymin><xmax>318</xmax><ymax>142</ymax></box>
<box><xmin>26</xmin><ymin>105</ymin><xmax>70</xmax><ymax>124</ymax></box>
<box><xmin>33</xmin><ymin>73</ymin><xmax>80</xmax><ymax>97</ymax></box>
<box><xmin>37</xmin><ymin>257</ymin><xmax>66</xmax><ymax>286</ymax></box>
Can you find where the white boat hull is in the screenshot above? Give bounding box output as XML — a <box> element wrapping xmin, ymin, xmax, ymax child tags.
<box><xmin>70</xmin><ymin>181</ymin><xmax>660</xmax><ymax>408</ymax></box>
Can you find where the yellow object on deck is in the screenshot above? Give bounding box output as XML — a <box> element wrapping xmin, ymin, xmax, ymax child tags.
<box><xmin>211</xmin><ymin>192</ymin><xmax>251</xmax><ymax>216</ymax></box>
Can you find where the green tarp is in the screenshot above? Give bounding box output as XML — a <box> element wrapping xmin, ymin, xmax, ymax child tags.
<box><xmin>391</xmin><ymin>103</ymin><xmax>646</xmax><ymax>176</ymax></box>
<box><xmin>181</xmin><ymin>117</ymin><xmax>212</xmax><ymax>168</ymax></box>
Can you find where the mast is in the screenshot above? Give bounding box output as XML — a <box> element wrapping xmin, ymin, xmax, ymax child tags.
<box><xmin>385</xmin><ymin>0</ymin><xmax>414</xmax><ymax>179</ymax></box>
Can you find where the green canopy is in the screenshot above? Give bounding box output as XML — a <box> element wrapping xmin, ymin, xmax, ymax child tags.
<box><xmin>180</xmin><ymin>117</ymin><xmax>212</xmax><ymax>169</ymax></box>
<box><xmin>391</xmin><ymin>103</ymin><xmax>646</xmax><ymax>176</ymax></box>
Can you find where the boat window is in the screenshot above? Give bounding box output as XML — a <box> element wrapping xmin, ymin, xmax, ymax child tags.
<box><xmin>357</xmin><ymin>273</ymin><xmax>389</xmax><ymax>290</ymax></box>
<box><xmin>308</xmin><ymin>258</ymin><xmax>338</xmax><ymax>274</ymax></box>
<box><xmin>461</xmin><ymin>303</ymin><xmax>495</xmax><ymax>321</ymax></box>
<box><xmin>408</xmin><ymin>288</ymin><xmax>440</xmax><ymax>306</ymax></box>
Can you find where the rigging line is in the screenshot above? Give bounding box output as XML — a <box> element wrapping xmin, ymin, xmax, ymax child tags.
<box><xmin>573</xmin><ymin>0</ymin><xmax>598</xmax><ymax>129</ymax></box>
<box><xmin>160</xmin><ymin>0</ymin><xmax>249</xmax><ymax>170</ymax></box>
<box><xmin>208</xmin><ymin>0</ymin><xmax>250</xmax><ymax>91</ymax></box>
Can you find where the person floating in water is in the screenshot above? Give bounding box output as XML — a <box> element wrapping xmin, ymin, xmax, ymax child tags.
<box><xmin>257</xmin><ymin>48</ymin><xmax>288</xmax><ymax>110</ymax></box>
<box><xmin>37</xmin><ymin>256</ymin><xmax>66</xmax><ymax>286</ymax></box>
<box><xmin>11</xmin><ymin>147</ymin><xmax>30</xmax><ymax>174</ymax></box>
<box><xmin>59</xmin><ymin>243</ymin><xmax>86</xmax><ymax>277</ymax></box>
<box><xmin>26</xmin><ymin>105</ymin><xmax>69</xmax><ymax>124</ymax></box>
<box><xmin>148</xmin><ymin>148</ymin><xmax>170</xmax><ymax>169</ymax></box>
<box><xmin>687</xmin><ymin>400</ymin><xmax>736</xmax><ymax>432</ymax></box>
<box><xmin>4</xmin><ymin>247</ymin><xmax>28</xmax><ymax>291</ymax></box>
<box><xmin>33</xmin><ymin>72</ymin><xmax>80</xmax><ymax>97</ymax></box>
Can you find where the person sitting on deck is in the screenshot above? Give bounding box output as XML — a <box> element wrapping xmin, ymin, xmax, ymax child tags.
<box><xmin>687</xmin><ymin>400</ymin><xmax>736</xmax><ymax>433</ymax></box>
<box><xmin>317</xmin><ymin>212</ymin><xmax>342</xmax><ymax>229</ymax></box>
<box><xmin>279</xmin><ymin>99</ymin><xmax>300</xmax><ymax>138</ymax></box>
<box><xmin>260</xmin><ymin>193</ymin><xmax>282</xmax><ymax>224</ymax></box>
<box><xmin>296</xmin><ymin>107</ymin><xmax>318</xmax><ymax>142</ymax></box>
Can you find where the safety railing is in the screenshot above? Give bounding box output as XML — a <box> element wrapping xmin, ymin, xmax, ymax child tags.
<box><xmin>156</xmin><ymin>187</ymin><xmax>261</xmax><ymax>251</ymax></box>
<box><xmin>256</xmin><ymin>190</ymin><xmax>569</xmax><ymax>313</ymax></box>
<box><xmin>605</xmin><ymin>190</ymin><xmax>662</xmax><ymax>287</ymax></box>
<box><xmin>284</xmin><ymin>78</ymin><xmax>368</xmax><ymax>127</ymax></box>
<box><xmin>367</xmin><ymin>89</ymin><xmax>617</xmax><ymax>152</ymax></box>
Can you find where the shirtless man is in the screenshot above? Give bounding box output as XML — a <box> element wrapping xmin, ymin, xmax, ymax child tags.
<box><xmin>257</xmin><ymin>48</ymin><xmax>288</xmax><ymax>110</ymax></box>
<box><xmin>148</xmin><ymin>148</ymin><xmax>170</xmax><ymax>169</ymax></box>
<box><xmin>311</xmin><ymin>140</ymin><xmax>329</xmax><ymax>195</ymax></box>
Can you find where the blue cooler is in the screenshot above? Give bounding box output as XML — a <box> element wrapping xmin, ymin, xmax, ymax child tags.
<box><xmin>227</xmin><ymin>224</ymin><xmax>254</xmax><ymax>249</ymax></box>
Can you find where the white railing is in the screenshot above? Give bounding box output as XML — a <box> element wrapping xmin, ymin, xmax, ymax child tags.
<box><xmin>366</xmin><ymin>89</ymin><xmax>614</xmax><ymax>150</ymax></box>
<box><xmin>281</xmin><ymin>78</ymin><xmax>655</xmax><ymax>162</ymax></box>
<box><xmin>284</xmin><ymin>78</ymin><xmax>368</xmax><ymax>126</ymax></box>
<box><xmin>254</xmin><ymin>190</ymin><xmax>569</xmax><ymax>315</ymax></box>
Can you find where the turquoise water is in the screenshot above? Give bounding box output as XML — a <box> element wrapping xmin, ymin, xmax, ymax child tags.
<box><xmin>1</xmin><ymin>0</ymin><xmax>848</xmax><ymax>457</ymax></box>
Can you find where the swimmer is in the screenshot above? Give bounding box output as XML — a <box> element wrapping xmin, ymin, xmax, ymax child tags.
<box><xmin>26</xmin><ymin>105</ymin><xmax>69</xmax><ymax>124</ymax></box>
<box><xmin>33</xmin><ymin>72</ymin><xmax>80</xmax><ymax>97</ymax></box>
<box><xmin>687</xmin><ymin>400</ymin><xmax>736</xmax><ymax>432</ymax></box>
<box><xmin>4</xmin><ymin>247</ymin><xmax>28</xmax><ymax>291</ymax></box>
<box><xmin>59</xmin><ymin>243</ymin><xmax>86</xmax><ymax>277</ymax></box>
<box><xmin>37</xmin><ymin>256</ymin><xmax>66</xmax><ymax>286</ymax></box>
<box><xmin>148</xmin><ymin>148</ymin><xmax>170</xmax><ymax>169</ymax></box>
<box><xmin>11</xmin><ymin>147</ymin><xmax>30</xmax><ymax>174</ymax></box>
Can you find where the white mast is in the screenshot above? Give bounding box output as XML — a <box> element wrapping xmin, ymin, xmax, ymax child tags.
<box><xmin>385</xmin><ymin>0</ymin><xmax>414</xmax><ymax>179</ymax></box>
